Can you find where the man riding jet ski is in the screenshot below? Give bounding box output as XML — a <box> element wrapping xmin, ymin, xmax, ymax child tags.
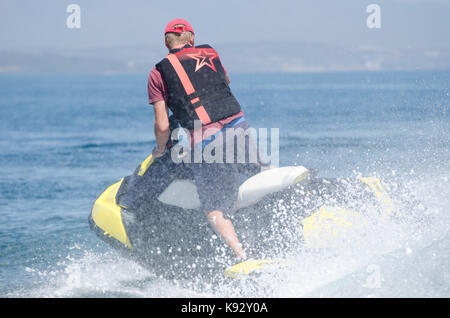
<box><xmin>89</xmin><ymin>114</ymin><xmax>289</xmax><ymax>278</ymax></box>
<box><xmin>89</xmin><ymin>18</ymin><xmax>428</xmax><ymax>279</ymax></box>
<box><xmin>147</xmin><ymin>18</ymin><xmax>276</xmax><ymax>260</ymax></box>
<box><xmin>88</xmin><ymin>114</ymin><xmax>426</xmax><ymax>279</ymax></box>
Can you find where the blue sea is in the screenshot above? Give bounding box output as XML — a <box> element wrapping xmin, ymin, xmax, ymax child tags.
<box><xmin>0</xmin><ymin>71</ymin><xmax>449</xmax><ymax>297</ymax></box>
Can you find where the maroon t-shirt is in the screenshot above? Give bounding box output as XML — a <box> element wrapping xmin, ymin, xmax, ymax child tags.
<box><xmin>147</xmin><ymin>67</ymin><xmax>169</xmax><ymax>105</ymax></box>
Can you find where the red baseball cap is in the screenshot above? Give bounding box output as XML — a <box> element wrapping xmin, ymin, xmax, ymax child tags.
<box><xmin>164</xmin><ymin>19</ymin><xmax>195</xmax><ymax>35</ymax></box>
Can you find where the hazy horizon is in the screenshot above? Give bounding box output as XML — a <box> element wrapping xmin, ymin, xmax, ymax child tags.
<box><xmin>1</xmin><ymin>0</ymin><xmax>450</xmax><ymax>73</ymax></box>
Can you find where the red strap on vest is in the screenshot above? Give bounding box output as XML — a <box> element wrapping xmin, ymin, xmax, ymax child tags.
<box><xmin>166</xmin><ymin>54</ymin><xmax>195</xmax><ymax>95</ymax></box>
<box><xmin>166</xmin><ymin>53</ymin><xmax>212</xmax><ymax>125</ymax></box>
<box><xmin>194</xmin><ymin>106</ymin><xmax>211</xmax><ymax>125</ymax></box>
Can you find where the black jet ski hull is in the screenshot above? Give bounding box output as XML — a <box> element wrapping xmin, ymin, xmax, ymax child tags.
<box><xmin>88</xmin><ymin>152</ymin><xmax>411</xmax><ymax>279</ymax></box>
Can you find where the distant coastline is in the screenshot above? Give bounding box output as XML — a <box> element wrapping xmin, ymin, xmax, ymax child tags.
<box><xmin>1</xmin><ymin>42</ymin><xmax>449</xmax><ymax>74</ymax></box>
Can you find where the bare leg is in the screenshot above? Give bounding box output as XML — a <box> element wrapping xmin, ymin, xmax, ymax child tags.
<box><xmin>206</xmin><ymin>210</ymin><xmax>246</xmax><ymax>259</ymax></box>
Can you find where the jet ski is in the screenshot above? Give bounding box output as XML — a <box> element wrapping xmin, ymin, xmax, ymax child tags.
<box><xmin>88</xmin><ymin>118</ymin><xmax>427</xmax><ymax>280</ymax></box>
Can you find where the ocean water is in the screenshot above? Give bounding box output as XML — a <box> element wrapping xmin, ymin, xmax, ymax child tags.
<box><xmin>0</xmin><ymin>71</ymin><xmax>449</xmax><ymax>297</ymax></box>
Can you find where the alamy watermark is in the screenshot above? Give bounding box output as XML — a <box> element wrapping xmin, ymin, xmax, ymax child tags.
<box><xmin>363</xmin><ymin>264</ymin><xmax>382</xmax><ymax>289</ymax></box>
<box><xmin>66</xmin><ymin>4</ymin><xmax>381</xmax><ymax>30</ymax></box>
<box><xmin>66</xmin><ymin>4</ymin><xmax>81</xmax><ymax>29</ymax></box>
<box><xmin>366</xmin><ymin>4</ymin><xmax>381</xmax><ymax>29</ymax></box>
<box><xmin>169</xmin><ymin>120</ymin><xmax>279</xmax><ymax>167</ymax></box>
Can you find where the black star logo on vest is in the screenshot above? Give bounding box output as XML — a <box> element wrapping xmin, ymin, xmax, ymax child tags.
<box><xmin>186</xmin><ymin>49</ymin><xmax>218</xmax><ymax>72</ymax></box>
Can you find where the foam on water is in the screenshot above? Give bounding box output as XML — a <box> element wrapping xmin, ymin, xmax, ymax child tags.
<box><xmin>10</xmin><ymin>170</ymin><xmax>447</xmax><ymax>298</ymax></box>
<box><xmin>10</xmin><ymin>246</ymin><xmax>211</xmax><ymax>298</ymax></box>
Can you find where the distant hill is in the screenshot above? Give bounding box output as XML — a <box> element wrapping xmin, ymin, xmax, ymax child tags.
<box><xmin>1</xmin><ymin>42</ymin><xmax>449</xmax><ymax>74</ymax></box>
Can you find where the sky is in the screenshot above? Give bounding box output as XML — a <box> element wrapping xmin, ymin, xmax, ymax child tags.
<box><xmin>1</xmin><ymin>0</ymin><xmax>450</xmax><ymax>52</ymax></box>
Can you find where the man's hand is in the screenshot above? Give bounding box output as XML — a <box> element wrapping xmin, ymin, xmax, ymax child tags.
<box><xmin>152</xmin><ymin>146</ymin><xmax>166</xmax><ymax>159</ymax></box>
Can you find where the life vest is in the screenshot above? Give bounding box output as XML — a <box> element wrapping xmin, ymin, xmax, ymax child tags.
<box><xmin>156</xmin><ymin>44</ymin><xmax>242</xmax><ymax>130</ymax></box>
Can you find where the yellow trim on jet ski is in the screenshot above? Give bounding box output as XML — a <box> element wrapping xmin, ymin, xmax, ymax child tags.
<box><xmin>225</xmin><ymin>259</ymin><xmax>292</xmax><ymax>278</ymax></box>
<box><xmin>293</xmin><ymin>169</ymin><xmax>309</xmax><ymax>185</ymax></box>
<box><xmin>360</xmin><ymin>176</ymin><xmax>393</xmax><ymax>217</ymax></box>
<box><xmin>91</xmin><ymin>179</ymin><xmax>132</xmax><ymax>249</ymax></box>
<box><xmin>225</xmin><ymin>259</ymin><xmax>275</xmax><ymax>278</ymax></box>
<box><xmin>301</xmin><ymin>206</ymin><xmax>362</xmax><ymax>249</ymax></box>
<box><xmin>138</xmin><ymin>154</ymin><xmax>154</xmax><ymax>176</ymax></box>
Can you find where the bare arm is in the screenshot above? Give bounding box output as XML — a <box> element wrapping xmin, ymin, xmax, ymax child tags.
<box><xmin>207</xmin><ymin>210</ymin><xmax>246</xmax><ymax>259</ymax></box>
<box><xmin>153</xmin><ymin>100</ymin><xmax>170</xmax><ymax>156</ymax></box>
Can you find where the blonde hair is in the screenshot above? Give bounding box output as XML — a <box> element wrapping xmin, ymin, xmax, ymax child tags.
<box><xmin>165</xmin><ymin>24</ymin><xmax>194</xmax><ymax>48</ymax></box>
